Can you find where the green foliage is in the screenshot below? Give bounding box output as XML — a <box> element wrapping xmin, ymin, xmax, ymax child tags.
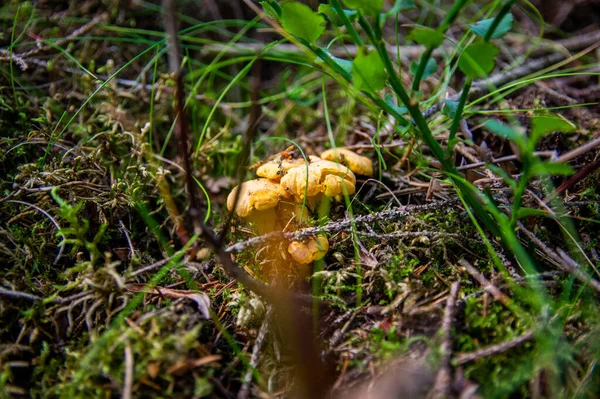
<box><xmin>407</xmin><ymin>26</ymin><xmax>445</xmax><ymax>47</ymax></box>
<box><xmin>470</xmin><ymin>13</ymin><xmax>514</xmax><ymax>39</ymax></box>
<box><xmin>353</xmin><ymin>47</ymin><xmax>386</xmax><ymax>91</ymax></box>
<box><xmin>260</xmin><ymin>0</ymin><xmax>281</xmax><ymax>20</ymax></box>
<box><xmin>318</xmin><ymin>4</ymin><xmax>356</xmax><ymax>26</ymax></box>
<box><xmin>5</xmin><ymin>1</ymin><xmax>599</xmax><ymax>397</ymax></box>
<box><xmin>48</xmin><ymin>313</ymin><xmax>212</xmax><ymax>397</ymax></box>
<box><xmin>458</xmin><ymin>41</ymin><xmax>499</xmax><ymax>78</ymax></box>
<box><xmin>442</xmin><ymin>99</ymin><xmax>459</xmax><ymax>118</ymax></box>
<box><xmin>281</xmin><ymin>2</ymin><xmax>325</xmax><ymax>43</ymax></box>
<box><xmin>342</xmin><ymin>0</ymin><xmax>382</xmax><ymax>17</ymax></box>
<box><xmin>318</xmin><ymin>50</ymin><xmax>353</xmax><ymax>75</ymax></box>
<box><xmin>484</xmin><ymin>119</ymin><xmax>526</xmax><ymax>151</ymax></box>
<box><xmin>410</xmin><ymin>58</ymin><xmax>437</xmax><ymax>80</ymax></box>
<box><xmin>51</xmin><ymin>188</ymin><xmax>107</xmax><ymax>267</ymax></box>
<box><xmin>530</xmin><ymin>113</ymin><xmax>577</xmax><ymax>145</ymax></box>
<box><xmin>387</xmin><ymin>0</ymin><xmax>415</xmax><ymax>15</ymax></box>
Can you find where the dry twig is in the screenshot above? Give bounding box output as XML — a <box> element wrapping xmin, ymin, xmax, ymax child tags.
<box><xmin>429</xmin><ymin>281</ymin><xmax>460</xmax><ymax>399</ymax></box>
<box><xmin>459</xmin><ymin>259</ymin><xmax>511</xmax><ymax>307</ymax></box>
<box><xmin>237</xmin><ymin>308</ymin><xmax>271</xmax><ymax>399</ymax></box>
<box><xmin>519</xmin><ymin>225</ymin><xmax>600</xmax><ymax>294</ymax></box>
<box><xmin>453</xmin><ymin>331</ymin><xmax>535</xmax><ymax>365</ymax></box>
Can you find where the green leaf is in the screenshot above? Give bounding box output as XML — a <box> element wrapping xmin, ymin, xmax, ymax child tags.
<box><xmin>316</xmin><ymin>49</ymin><xmax>353</xmax><ymax>75</ymax></box>
<box><xmin>388</xmin><ymin>0</ymin><xmax>416</xmax><ymax>15</ymax></box>
<box><xmin>318</xmin><ymin>4</ymin><xmax>357</xmax><ymax>26</ymax></box>
<box><xmin>384</xmin><ymin>93</ymin><xmax>407</xmax><ymax>115</ymax></box>
<box><xmin>484</xmin><ymin>119</ymin><xmax>527</xmax><ymax>150</ymax></box>
<box><xmin>281</xmin><ymin>2</ymin><xmax>325</xmax><ymax>43</ymax></box>
<box><xmin>470</xmin><ymin>13</ymin><xmax>513</xmax><ymax>39</ymax></box>
<box><xmin>353</xmin><ymin>47</ymin><xmax>387</xmax><ymax>91</ymax></box>
<box><xmin>458</xmin><ymin>41</ymin><xmax>498</xmax><ymax>78</ymax></box>
<box><xmin>410</xmin><ymin>58</ymin><xmax>437</xmax><ymax>80</ymax></box>
<box><xmin>442</xmin><ymin>99</ymin><xmax>459</xmax><ymax>118</ymax></box>
<box><xmin>487</xmin><ymin>164</ymin><xmax>517</xmax><ymax>190</ymax></box>
<box><xmin>516</xmin><ymin>207</ymin><xmax>553</xmax><ymax>220</ymax></box>
<box><xmin>407</xmin><ymin>26</ymin><xmax>445</xmax><ymax>48</ymax></box>
<box><xmin>342</xmin><ymin>0</ymin><xmax>383</xmax><ymax>16</ymax></box>
<box><xmin>530</xmin><ymin>161</ymin><xmax>574</xmax><ymax>177</ymax></box>
<box><xmin>530</xmin><ymin>114</ymin><xmax>576</xmax><ymax>145</ymax></box>
<box><xmin>260</xmin><ymin>0</ymin><xmax>281</xmax><ymax>20</ymax></box>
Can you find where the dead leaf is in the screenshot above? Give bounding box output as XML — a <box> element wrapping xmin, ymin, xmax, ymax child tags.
<box><xmin>127</xmin><ymin>284</ymin><xmax>211</xmax><ymax>318</ymax></box>
<box><xmin>166</xmin><ymin>354</ymin><xmax>222</xmax><ymax>376</ymax></box>
<box><xmin>147</xmin><ymin>362</ymin><xmax>160</xmax><ymax>379</ymax></box>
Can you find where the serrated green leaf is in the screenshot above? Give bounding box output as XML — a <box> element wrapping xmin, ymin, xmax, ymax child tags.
<box><xmin>281</xmin><ymin>2</ymin><xmax>325</xmax><ymax>43</ymax></box>
<box><xmin>407</xmin><ymin>26</ymin><xmax>445</xmax><ymax>48</ymax></box>
<box><xmin>410</xmin><ymin>58</ymin><xmax>437</xmax><ymax>80</ymax></box>
<box><xmin>342</xmin><ymin>0</ymin><xmax>383</xmax><ymax>16</ymax></box>
<box><xmin>484</xmin><ymin>119</ymin><xmax>526</xmax><ymax>150</ymax></box>
<box><xmin>530</xmin><ymin>161</ymin><xmax>574</xmax><ymax>177</ymax></box>
<box><xmin>442</xmin><ymin>99</ymin><xmax>459</xmax><ymax>118</ymax></box>
<box><xmin>530</xmin><ymin>114</ymin><xmax>577</xmax><ymax>145</ymax></box>
<box><xmin>470</xmin><ymin>13</ymin><xmax>513</xmax><ymax>39</ymax></box>
<box><xmin>388</xmin><ymin>0</ymin><xmax>416</xmax><ymax>15</ymax></box>
<box><xmin>458</xmin><ymin>41</ymin><xmax>498</xmax><ymax>78</ymax></box>
<box><xmin>353</xmin><ymin>47</ymin><xmax>386</xmax><ymax>92</ymax></box>
<box><xmin>318</xmin><ymin>4</ymin><xmax>357</xmax><ymax>26</ymax></box>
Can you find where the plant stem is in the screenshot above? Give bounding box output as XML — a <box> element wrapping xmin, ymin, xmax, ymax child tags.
<box><xmin>440</xmin><ymin>0</ymin><xmax>472</xmax><ymax>31</ymax></box>
<box><xmin>357</xmin><ymin>13</ymin><xmax>504</xmax><ymax>238</ymax></box>
<box><xmin>330</xmin><ymin>0</ymin><xmax>363</xmax><ymax>46</ymax></box>
<box><xmin>359</xmin><ymin>14</ymin><xmax>450</xmax><ymax>169</ymax></box>
<box><xmin>412</xmin><ymin>0</ymin><xmax>470</xmax><ymax>91</ymax></box>
<box><xmin>411</xmin><ymin>47</ymin><xmax>434</xmax><ymax>91</ymax></box>
<box><xmin>310</xmin><ymin>43</ymin><xmax>352</xmax><ymax>81</ymax></box>
<box><xmin>510</xmin><ymin>163</ymin><xmax>530</xmax><ymax>227</ymax></box>
<box><xmin>447</xmin><ymin>77</ymin><xmax>472</xmax><ymax>153</ymax></box>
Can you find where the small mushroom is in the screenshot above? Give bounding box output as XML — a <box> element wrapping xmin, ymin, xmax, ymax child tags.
<box><xmin>287</xmin><ymin>235</ymin><xmax>329</xmax><ymax>264</ymax></box>
<box><xmin>320</xmin><ymin>148</ymin><xmax>373</xmax><ymax>176</ymax></box>
<box><xmin>226</xmin><ymin>178</ymin><xmax>288</xmax><ymax>234</ymax></box>
<box><xmin>280</xmin><ymin>159</ymin><xmax>356</xmax><ymax>206</ymax></box>
<box><xmin>256</xmin><ymin>155</ymin><xmax>321</xmax><ymax>181</ymax></box>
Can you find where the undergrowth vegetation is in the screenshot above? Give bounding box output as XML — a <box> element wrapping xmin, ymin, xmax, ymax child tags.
<box><xmin>1</xmin><ymin>0</ymin><xmax>600</xmax><ymax>397</ymax></box>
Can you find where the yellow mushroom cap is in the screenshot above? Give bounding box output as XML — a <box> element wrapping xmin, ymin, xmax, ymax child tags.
<box><xmin>226</xmin><ymin>178</ymin><xmax>286</xmax><ymax>218</ymax></box>
<box><xmin>287</xmin><ymin>235</ymin><xmax>329</xmax><ymax>264</ymax></box>
<box><xmin>320</xmin><ymin>148</ymin><xmax>373</xmax><ymax>176</ymax></box>
<box><xmin>256</xmin><ymin>156</ymin><xmax>321</xmax><ymax>181</ymax></box>
<box><xmin>280</xmin><ymin>159</ymin><xmax>356</xmax><ymax>199</ymax></box>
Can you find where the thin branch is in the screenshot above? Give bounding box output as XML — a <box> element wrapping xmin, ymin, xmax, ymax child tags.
<box><xmin>555</xmin><ymin>136</ymin><xmax>600</xmax><ymax>164</ymax></box>
<box><xmin>429</xmin><ymin>281</ymin><xmax>460</xmax><ymax>399</ymax></box>
<box><xmin>459</xmin><ymin>259</ymin><xmax>511</xmax><ymax>307</ymax></box>
<box><xmin>122</xmin><ymin>344</ymin><xmax>134</xmax><ymax>399</ymax></box>
<box><xmin>0</xmin><ymin>288</ymin><xmax>48</xmax><ymax>303</ymax></box>
<box><xmin>1</xmin><ymin>13</ymin><xmax>107</xmax><ymax>69</ymax></box>
<box><xmin>519</xmin><ymin>225</ymin><xmax>600</xmax><ymax>294</ymax></box>
<box><xmin>238</xmin><ymin>308</ymin><xmax>271</xmax><ymax>399</ymax></box>
<box><xmin>453</xmin><ymin>330</ymin><xmax>534</xmax><ymax>365</ymax></box>
<box><xmin>225</xmin><ymin>201</ymin><xmax>455</xmax><ymax>254</ymax></box>
<box><xmin>163</xmin><ymin>0</ymin><xmax>201</xmax><ymax>234</ymax></box>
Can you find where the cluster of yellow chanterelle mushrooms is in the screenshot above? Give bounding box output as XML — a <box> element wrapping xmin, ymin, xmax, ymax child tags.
<box><xmin>227</xmin><ymin>147</ymin><xmax>373</xmax><ymax>281</ymax></box>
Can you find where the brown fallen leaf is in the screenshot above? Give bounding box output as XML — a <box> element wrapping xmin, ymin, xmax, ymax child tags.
<box><xmin>127</xmin><ymin>284</ymin><xmax>211</xmax><ymax>318</ymax></box>
<box><xmin>166</xmin><ymin>354</ymin><xmax>223</xmax><ymax>376</ymax></box>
